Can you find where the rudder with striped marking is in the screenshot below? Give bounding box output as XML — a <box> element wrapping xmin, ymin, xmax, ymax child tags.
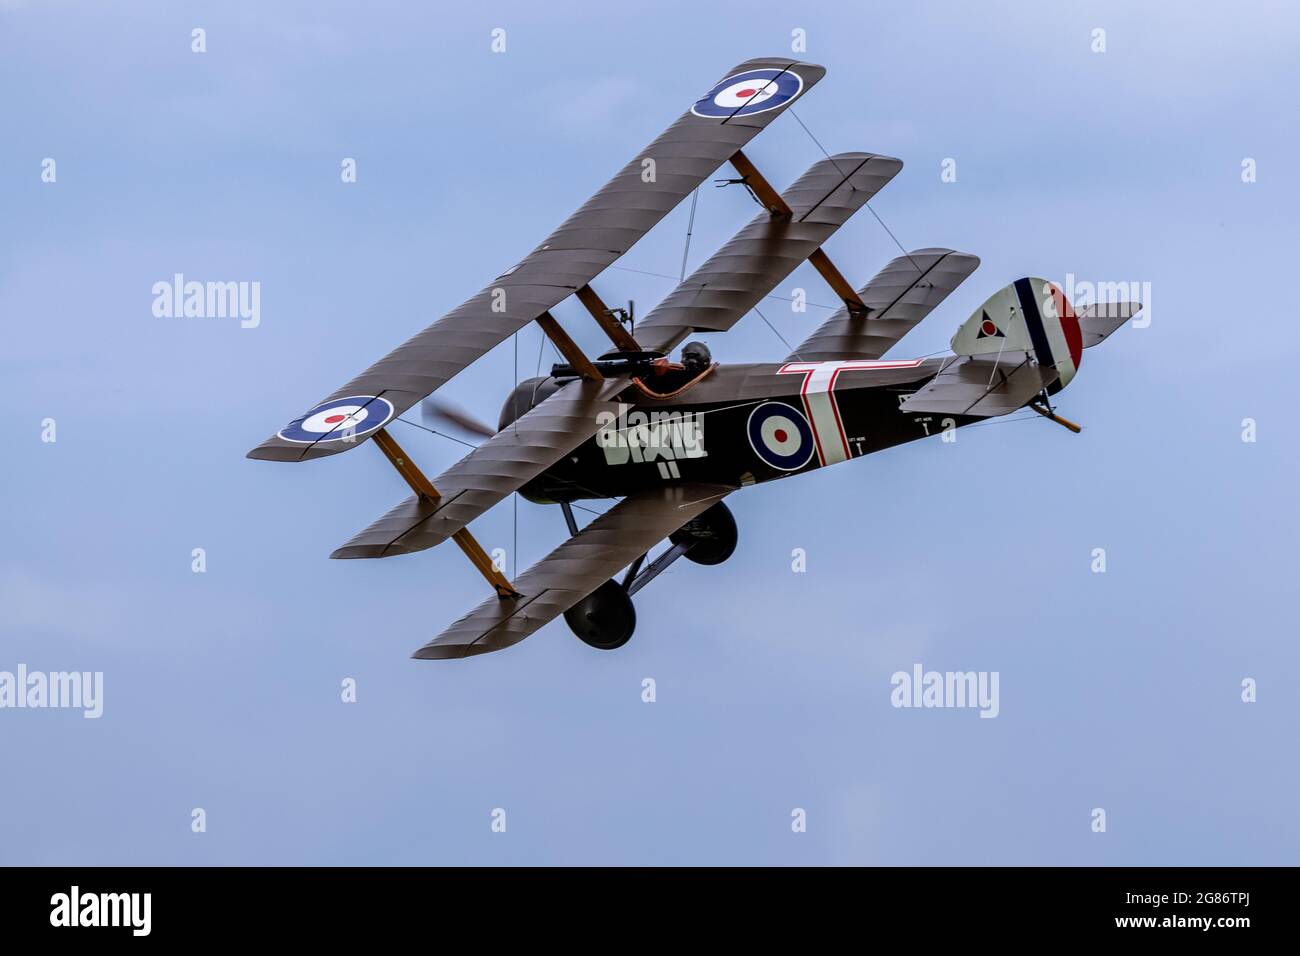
<box><xmin>950</xmin><ymin>277</ymin><xmax>1082</xmax><ymax>391</ymax></box>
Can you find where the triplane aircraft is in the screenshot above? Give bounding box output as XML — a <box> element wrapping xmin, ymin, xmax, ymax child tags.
<box><xmin>249</xmin><ymin>58</ymin><xmax>1141</xmax><ymax>659</ymax></box>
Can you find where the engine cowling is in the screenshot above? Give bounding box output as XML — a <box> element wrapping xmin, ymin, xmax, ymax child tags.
<box><xmin>497</xmin><ymin>376</ymin><xmax>563</xmax><ymax>431</ymax></box>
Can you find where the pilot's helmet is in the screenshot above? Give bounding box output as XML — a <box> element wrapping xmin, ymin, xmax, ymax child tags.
<box><xmin>681</xmin><ymin>341</ymin><xmax>712</xmax><ymax>372</ymax></box>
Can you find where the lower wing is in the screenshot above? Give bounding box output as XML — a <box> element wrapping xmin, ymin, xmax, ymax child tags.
<box><xmin>412</xmin><ymin>483</ymin><xmax>735</xmax><ymax>660</ymax></box>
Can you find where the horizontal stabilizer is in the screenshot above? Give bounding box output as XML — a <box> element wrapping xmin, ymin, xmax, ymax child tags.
<box><xmin>898</xmin><ymin>354</ymin><xmax>1056</xmax><ymax>417</ymax></box>
<box><xmin>634</xmin><ymin>152</ymin><xmax>903</xmax><ymax>355</ymax></box>
<box><xmin>788</xmin><ymin>249</ymin><xmax>979</xmax><ymax>362</ymax></box>
<box><xmin>412</xmin><ymin>483</ymin><xmax>734</xmax><ymax>660</ymax></box>
<box><xmin>332</xmin><ymin>378</ymin><xmax>628</xmax><ymax>559</ymax></box>
<box><xmin>1078</xmin><ymin>301</ymin><xmax>1142</xmax><ymax>347</ymax></box>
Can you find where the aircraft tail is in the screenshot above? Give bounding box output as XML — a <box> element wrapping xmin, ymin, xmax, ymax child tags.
<box><xmin>951</xmin><ymin>278</ymin><xmax>1083</xmax><ymax>391</ymax></box>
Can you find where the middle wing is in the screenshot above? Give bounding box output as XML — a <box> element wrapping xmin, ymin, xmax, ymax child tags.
<box><xmin>331</xmin><ymin>377</ymin><xmax>629</xmax><ymax>560</ymax></box>
<box><xmin>412</xmin><ymin>483</ymin><xmax>735</xmax><ymax>660</ymax></box>
<box><xmin>632</xmin><ymin>151</ymin><xmax>903</xmax><ymax>355</ymax></box>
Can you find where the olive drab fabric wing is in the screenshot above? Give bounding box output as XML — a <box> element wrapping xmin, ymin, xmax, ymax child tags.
<box><xmin>412</xmin><ymin>483</ymin><xmax>736</xmax><ymax>660</ymax></box>
<box><xmin>248</xmin><ymin>57</ymin><xmax>827</xmax><ymax>463</ymax></box>
<box><xmin>632</xmin><ymin>152</ymin><xmax>903</xmax><ymax>356</ymax></box>
<box><xmin>331</xmin><ymin>377</ymin><xmax>629</xmax><ymax>560</ymax></box>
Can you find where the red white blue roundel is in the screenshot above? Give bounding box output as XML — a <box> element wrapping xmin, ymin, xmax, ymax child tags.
<box><xmin>747</xmin><ymin>402</ymin><xmax>815</xmax><ymax>471</ymax></box>
<box><xmin>692</xmin><ymin>69</ymin><xmax>804</xmax><ymax>119</ymax></box>
<box><xmin>277</xmin><ymin>395</ymin><xmax>394</xmax><ymax>444</ymax></box>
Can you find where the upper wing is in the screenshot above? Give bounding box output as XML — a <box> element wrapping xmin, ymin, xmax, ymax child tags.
<box><xmin>412</xmin><ymin>483</ymin><xmax>735</xmax><ymax>660</ymax></box>
<box><xmin>330</xmin><ymin>377</ymin><xmax>628</xmax><ymax>559</ymax></box>
<box><xmin>898</xmin><ymin>353</ymin><xmax>1055</xmax><ymax>417</ymax></box>
<box><xmin>248</xmin><ymin>57</ymin><xmax>825</xmax><ymax>463</ymax></box>
<box><xmin>786</xmin><ymin>248</ymin><xmax>979</xmax><ymax>361</ymax></box>
<box><xmin>632</xmin><ymin>152</ymin><xmax>903</xmax><ymax>355</ymax></box>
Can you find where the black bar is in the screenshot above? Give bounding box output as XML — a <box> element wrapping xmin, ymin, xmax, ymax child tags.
<box><xmin>0</xmin><ymin>866</ymin><xmax>1282</xmax><ymax>942</ymax></box>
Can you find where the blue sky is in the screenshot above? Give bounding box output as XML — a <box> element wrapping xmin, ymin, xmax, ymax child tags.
<box><xmin>2</xmin><ymin>0</ymin><xmax>1297</xmax><ymax>864</ymax></box>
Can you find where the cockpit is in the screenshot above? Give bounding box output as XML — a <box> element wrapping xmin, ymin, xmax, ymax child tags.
<box><xmin>499</xmin><ymin>341</ymin><xmax>716</xmax><ymax>430</ymax></box>
<box><xmin>631</xmin><ymin>341</ymin><xmax>715</xmax><ymax>398</ymax></box>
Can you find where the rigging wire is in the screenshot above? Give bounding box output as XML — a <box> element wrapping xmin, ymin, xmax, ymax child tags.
<box><xmin>788</xmin><ymin>108</ymin><xmax>850</xmax><ymax>179</ymax></box>
<box><xmin>752</xmin><ymin>304</ymin><xmax>800</xmax><ymax>360</ymax></box>
<box><xmin>393</xmin><ymin>416</ymin><xmax>478</xmax><ymax>448</ymax></box>
<box><xmin>789</xmin><ymin>107</ymin><xmax>923</xmax><ymax>276</ymax></box>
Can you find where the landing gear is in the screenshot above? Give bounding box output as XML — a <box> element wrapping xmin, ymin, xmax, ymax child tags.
<box><xmin>561</xmin><ymin>502</ymin><xmax>739</xmax><ymax>650</ymax></box>
<box><xmin>564</xmin><ymin>580</ymin><xmax>636</xmax><ymax>650</ymax></box>
<box><xmin>669</xmin><ymin>501</ymin><xmax>737</xmax><ymax>565</ymax></box>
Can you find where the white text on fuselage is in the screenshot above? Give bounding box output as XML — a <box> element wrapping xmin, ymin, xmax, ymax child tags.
<box><xmin>596</xmin><ymin>406</ymin><xmax>708</xmax><ymax>466</ymax></box>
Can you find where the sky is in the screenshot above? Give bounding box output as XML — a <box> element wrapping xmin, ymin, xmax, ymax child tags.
<box><xmin>2</xmin><ymin>0</ymin><xmax>1298</xmax><ymax>865</ymax></box>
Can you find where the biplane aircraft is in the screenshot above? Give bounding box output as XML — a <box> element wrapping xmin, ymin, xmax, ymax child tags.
<box><xmin>249</xmin><ymin>57</ymin><xmax>1141</xmax><ymax>659</ymax></box>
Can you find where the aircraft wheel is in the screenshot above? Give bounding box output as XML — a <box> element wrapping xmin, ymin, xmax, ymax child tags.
<box><xmin>564</xmin><ymin>580</ymin><xmax>636</xmax><ymax>650</ymax></box>
<box><xmin>670</xmin><ymin>501</ymin><xmax>738</xmax><ymax>566</ymax></box>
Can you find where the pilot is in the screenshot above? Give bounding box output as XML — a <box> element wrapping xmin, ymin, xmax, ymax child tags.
<box><xmin>680</xmin><ymin>341</ymin><xmax>712</xmax><ymax>376</ymax></box>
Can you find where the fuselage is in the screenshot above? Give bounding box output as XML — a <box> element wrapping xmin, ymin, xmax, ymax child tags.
<box><xmin>518</xmin><ymin>358</ymin><xmax>981</xmax><ymax>503</ymax></box>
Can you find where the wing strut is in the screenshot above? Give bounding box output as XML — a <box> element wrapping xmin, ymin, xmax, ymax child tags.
<box><xmin>372</xmin><ymin>429</ymin><xmax>520</xmax><ymax>599</ymax></box>
<box><xmin>808</xmin><ymin>248</ymin><xmax>867</xmax><ymax>314</ymax></box>
<box><xmin>575</xmin><ymin>285</ymin><xmax>641</xmax><ymax>352</ymax></box>
<box><xmin>535</xmin><ymin>312</ymin><xmax>603</xmax><ymax>381</ymax></box>
<box><xmin>625</xmin><ymin>541</ymin><xmax>692</xmax><ymax>596</ymax></box>
<box><xmin>727</xmin><ymin>149</ymin><xmax>867</xmax><ymax>314</ymax></box>
<box><xmin>727</xmin><ymin>148</ymin><xmax>791</xmax><ymax>214</ymax></box>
